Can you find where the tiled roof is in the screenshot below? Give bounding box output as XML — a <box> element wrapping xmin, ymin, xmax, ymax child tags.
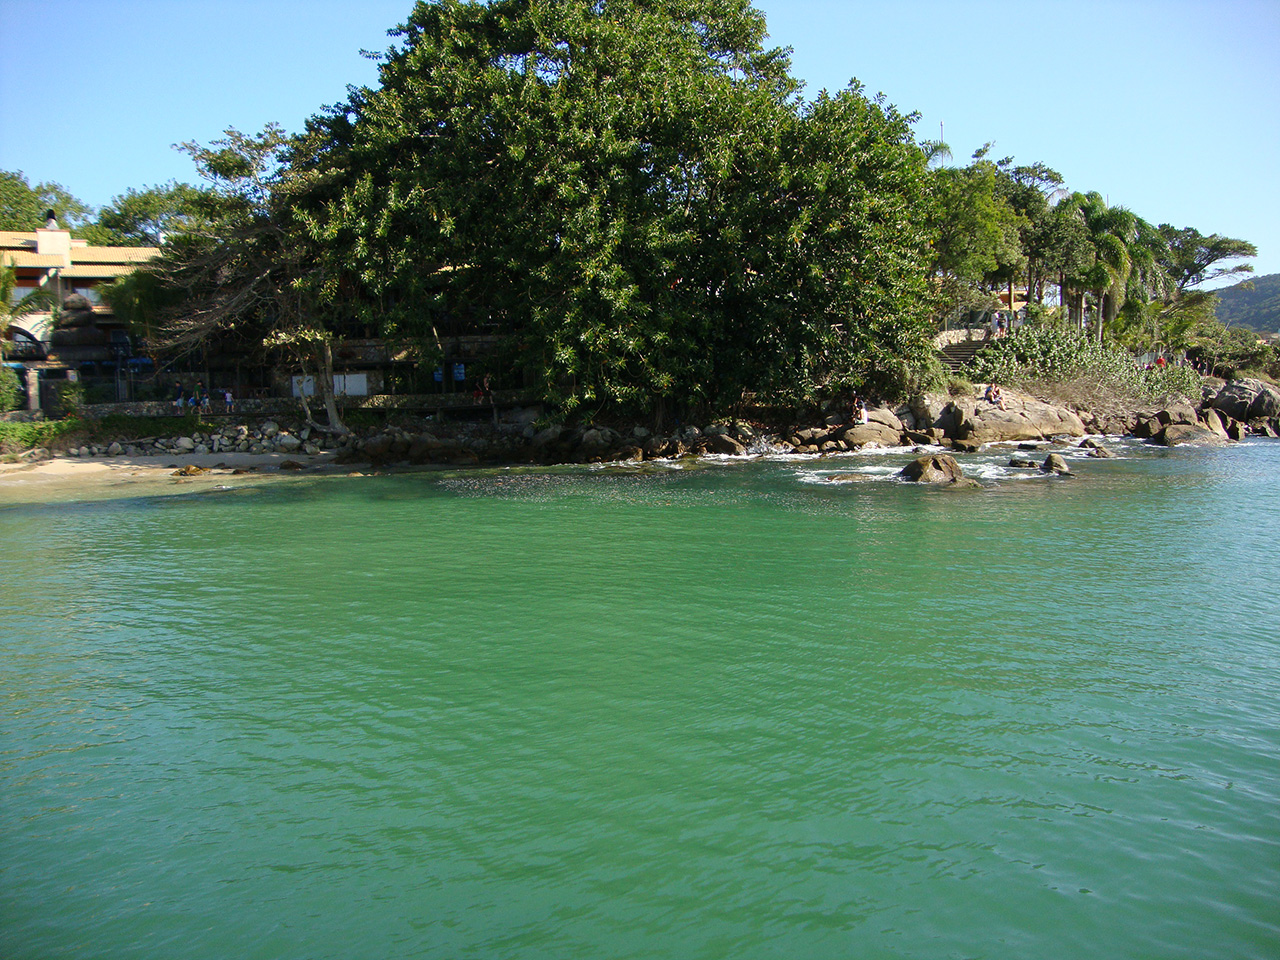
<box><xmin>0</xmin><ymin>231</ymin><xmax>38</xmax><ymax>248</ymax></box>
<box><xmin>3</xmin><ymin>252</ymin><xmax>67</xmax><ymax>267</ymax></box>
<box><xmin>60</xmin><ymin>264</ymin><xmax>140</xmax><ymax>278</ymax></box>
<box><xmin>72</xmin><ymin>246</ymin><xmax>160</xmax><ymax>264</ymax></box>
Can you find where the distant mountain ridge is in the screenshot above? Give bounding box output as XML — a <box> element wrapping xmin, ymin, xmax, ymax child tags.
<box><xmin>1214</xmin><ymin>273</ymin><xmax>1280</xmax><ymax>333</ymax></box>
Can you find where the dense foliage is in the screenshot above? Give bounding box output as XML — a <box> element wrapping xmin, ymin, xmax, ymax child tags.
<box><xmin>7</xmin><ymin>3</ymin><xmax>1264</xmax><ymax>417</ymax></box>
<box><xmin>0</xmin><ymin>365</ymin><xmax>22</xmax><ymax>412</ymax></box>
<box><xmin>0</xmin><ymin>169</ymin><xmax>98</xmax><ymax>235</ymax></box>
<box><xmin>965</xmin><ymin>326</ymin><xmax>1205</xmax><ymax>401</ymax></box>
<box><xmin>290</xmin><ymin>0</ymin><xmax>938</xmax><ymax>417</ymax></box>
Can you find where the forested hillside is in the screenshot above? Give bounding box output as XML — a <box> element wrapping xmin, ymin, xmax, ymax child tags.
<box><xmin>1215</xmin><ymin>274</ymin><xmax>1280</xmax><ymax>333</ymax></box>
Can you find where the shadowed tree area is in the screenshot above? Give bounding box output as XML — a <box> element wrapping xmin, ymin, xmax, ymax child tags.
<box><xmin>283</xmin><ymin>0</ymin><xmax>938</xmax><ymax>421</ymax></box>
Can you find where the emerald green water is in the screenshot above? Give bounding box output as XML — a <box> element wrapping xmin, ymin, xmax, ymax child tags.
<box><xmin>3</xmin><ymin>441</ymin><xmax>1279</xmax><ymax>959</ymax></box>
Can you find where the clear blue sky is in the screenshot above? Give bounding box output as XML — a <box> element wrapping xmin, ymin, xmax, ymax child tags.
<box><xmin>2</xmin><ymin>0</ymin><xmax>1276</xmax><ymax>281</ymax></box>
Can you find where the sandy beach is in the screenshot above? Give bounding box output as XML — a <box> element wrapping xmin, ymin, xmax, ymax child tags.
<box><xmin>0</xmin><ymin>450</ymin><xmax>347</xmax><ymax>506</ymax></box>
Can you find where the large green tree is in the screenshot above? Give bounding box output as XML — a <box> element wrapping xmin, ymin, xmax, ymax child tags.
<box><xmin>293</xmin><ymin>0</ymin><xmax>936</xmax><ymax>417</ymax></box>
<box><xmin>928</xmin><ymin>148</ymin><xmax>1026</xmax><ymax>321</ymax></box>
<box><xmin>1058</xmin><ymin>192</ymin><xmax>1170</xmax><ymax>342</ymax></box>
<box><xmin>0</xmin><ymin>169</ymin><xmax>98</xmax><ymax>234</ymax></box>
<box><xmin>142</xmin><ymin>125</ymin><xmax>350</xmax><ymax>431</ymax></box>
<box><xmin>1158</xmin><ymin>225</ymin><xmax>1256</xmax><ymax>292</ymax></box>
<box><xmin>94</xmin><ymin>182</ymin><xmax>214</xmax><ymax>246</ymax></box>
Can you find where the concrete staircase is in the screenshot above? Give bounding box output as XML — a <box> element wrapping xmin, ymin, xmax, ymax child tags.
<box><xmin>937</xmin><ymin>338</ymin><xmax>987</xmax><ymax>374</ymax></box>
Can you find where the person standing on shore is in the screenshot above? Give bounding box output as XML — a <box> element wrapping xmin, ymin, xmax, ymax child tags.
<box><xmin>173</xmin><ymin>381</ymin><xmax>185</xmax><ymax>409</ymax></box>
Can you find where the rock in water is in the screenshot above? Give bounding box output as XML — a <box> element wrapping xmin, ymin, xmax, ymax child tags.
<box><xmin>1153</xmin><ymin>423</ymin><xmax>1227</xmax><ymax>447</ymax></box>
<box><xmin>1041</xmin><ymin>453</ymin><xmax>1072</xmax><ymax>474</ymax></box>
<box><xmin>949</xmin><ymin>395</ymin><xmax>1086</xmax><ymax>443</ymax></box>
<box><xmin>900</xmin><ymin>454</ymin><xmax>965</xmax><ymax>483</ymax></box>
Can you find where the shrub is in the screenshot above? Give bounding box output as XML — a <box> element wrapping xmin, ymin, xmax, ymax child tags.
<box><xmin>0</xmin><ymin>419</ymin><xmax>82</xmax><ymax>454</ymax></box>
<box><xmin>49</xmin><ymin>380</ymin><xmax>85</xmax><ymax>418</ymax></box>
<box><xmin>0</xmin><ymin>366</ymin><xmax>22</xmax><ymax>412</ymax></box>
<box><xmin>964</xmin><ymin>327</ymin><xmax>1207</xmax><ymax>403</ymax></box>
<box><xmin>946</xmin><ymin>376</ymin><xmax>974</xmax><ymax>397</ymax></box>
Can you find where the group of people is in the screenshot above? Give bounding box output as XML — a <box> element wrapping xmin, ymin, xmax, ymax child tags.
<box><xmin>173</xmin><ymin>381</ymin><xmax>234</xmax><ymax>413</ymax></box>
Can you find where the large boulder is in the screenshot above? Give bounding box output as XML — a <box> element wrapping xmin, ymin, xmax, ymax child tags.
<box><xmin>900</xmin><ymin>453</ymin><xmax>965</xmax><ymax>483</ymax></box>
<box><xmin>1155</xmin><ymin>402</ymin><xmax>1198</xmax><ymax>426</ymax></box>
<box><xmin>1197</xmin><ymin>408</ymin><xmax>1230</xmax><ymax>439</ymax></box>
<box><xmin>1041</xmin><ymin>453</ymin><xmax>1072</xmax><ymax>474</ymax></box>
<box><xmin>949</xmin><ymin>394</ymin><xmax>1085</xmax><ymax>443</ymax></box>
<box><xmin>704</xmin><ymin>432</ymin><xmax>746</xmax><ymax>455</ymax></box>
<box><xmin>1211</xmin><ymin>379</ymin><xmax>1280</xmax><ymax>421</ymax></box>
<box><xmin>839</xmin><ymin>407</ymin><xmax>905</xmax><ymax>447</ymax></box>
<box><xmin>1153</xmin><ymin>422</ymin><xmax>1228</xmax><ymax>447</ymax></box>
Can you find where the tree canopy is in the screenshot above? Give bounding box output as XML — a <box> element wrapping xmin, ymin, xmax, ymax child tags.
<box><xmin>1</xmin><ymin>169</ymin><xmax>98</xmax><ymax>235</ymax></box>
<box><xmin>287</xmin><ymin>0</ymin><xmax>937</xmax><ymax>417</ymax></box>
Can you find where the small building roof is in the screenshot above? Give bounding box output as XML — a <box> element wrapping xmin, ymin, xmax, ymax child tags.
<box><xmin>3</xmin><ymin>252</ymin><xmax>67</xmax><ymax>268</ymax></box>
<box><xmin>71</xmin><ymin>246</ymin><xmax>161</xmax><ymax>264</ymax></box>
<box><xmin>60</xmin><ymin>263</ymin><xmax>142</xmax><ymax>279</ymax></box>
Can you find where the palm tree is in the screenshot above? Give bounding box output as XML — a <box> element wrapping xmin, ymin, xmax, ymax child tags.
<box><xmin>1061</xmin><ymin>192</ymin><xmax>1170</xmax><ymax>343</ymax></box>
<box><xmin>0</xmin><ymin>261</ymin><xmax>55</xmax><ymax>355</ymax></box>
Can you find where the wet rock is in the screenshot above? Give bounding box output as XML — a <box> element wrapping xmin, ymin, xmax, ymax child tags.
<box><xmin>172</xmin><ymin>464</ymin><xmax>208</xmax><ymax>477</ymax></box>
<box><xmin>1153</xmin><ymin>423</ymin><xmax>1227</xmax><ymax>447</ymax></box>
<box><xmin>532</xmin><ymin>425</ymin><xmax>562</xmax><ymax>447</ymax></box>
<box><xmin>900</xmin><ymin>454</ymin><xmax>965</xmax><ymax>483</ymax></box>
<box><xmin>1008</xmin><ymin>458</ymin><xmax>1039</xmax><ymax>468</ymax></box>
<box><xmin>1087</xmin><ymin>446</ymin><xmax>1117</xmax><ymax>458</ymax></box>
<box><xmin>1156</xmin><ymin>402</ymin><xmax>1198</xmax><ymax>426</ymax></box>
<box><xmin>1041</xmin><ymin>453</ymin><xmax>1072</xmax><ymax>474</ymax></box>
<box><xmin>613</xmin><ymin>444</ymin><xmax>645</xmax><ymax>462</ymax></box>
<box><xmin>949</xmin><ymin>395</ymin><xmax>1086</xmax><ymax>443</ymax></box>
<box><xmin>279</xmin><ymin>460</ymin><xmax>305</xmax><ymax>471</ymax></box>
<box><xmin>705</xmin><ymin>433</ymin><xmax>746</xmax><ymax>455</ymax></box>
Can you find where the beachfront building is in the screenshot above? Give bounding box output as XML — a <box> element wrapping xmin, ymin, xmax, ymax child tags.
<box><xmin>2</xmin><ymin>228</ymin><xmax>159</xmax><ymax>410</ymax></box>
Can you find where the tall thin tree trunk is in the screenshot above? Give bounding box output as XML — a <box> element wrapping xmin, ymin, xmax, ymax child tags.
<box><xmin>315</xmin><ymin>340</ymin><xmax>347</xmax><ymax>434</ymax></box>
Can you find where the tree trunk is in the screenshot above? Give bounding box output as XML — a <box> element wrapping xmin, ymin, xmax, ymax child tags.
<box><xmin>314</xmin><ymin>340</ymin><xmax>348</xmax><ymax>434</ymax></box>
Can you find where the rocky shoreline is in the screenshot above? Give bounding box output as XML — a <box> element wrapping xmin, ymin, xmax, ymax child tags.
<box><xmin>15</xmin><ymin>378</ymin><xmax>1280</xmax><ymax>476</ymax></box>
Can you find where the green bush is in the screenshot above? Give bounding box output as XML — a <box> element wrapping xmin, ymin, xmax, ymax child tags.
<box><xmin>47</xmin><ymin>380</ymin><xmax>84</xmax><ymax>418</ymax></box>
<box><xmin>946</xmin><ymin>376</ymin><xmax>974</xmax><ymax>397</ymax></box>
<box><xmin>964</xmin><ymin>327</ymin><xmax>1207</xmax><ymax>402</ymax></box>
<box><xmin>0</xmin><ymin>366</ymin><xmax>22</xmax><ymax>412</ymax></box>
<box><xmin>0</xmin><ymin>419</ymin><xmax>82</xmax><ymax>453</ymax></box>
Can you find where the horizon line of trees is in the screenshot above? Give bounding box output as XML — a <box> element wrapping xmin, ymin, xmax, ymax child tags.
<box><xmin>1</xmin><ymin>0</ymin><xmax>1266</xmax><ymax>428</ymax></box>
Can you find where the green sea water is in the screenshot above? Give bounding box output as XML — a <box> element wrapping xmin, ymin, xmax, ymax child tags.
<box><xmin>2</xmin><ymin>439</ymin><xmax>1278</xmax><ymax>959</ymax></box>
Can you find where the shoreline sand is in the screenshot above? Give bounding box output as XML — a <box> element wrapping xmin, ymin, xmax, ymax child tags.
<box><xmin>0</xmin><ymin>451</ymin><xmax>348</xmax><ymax>506</ymax></box>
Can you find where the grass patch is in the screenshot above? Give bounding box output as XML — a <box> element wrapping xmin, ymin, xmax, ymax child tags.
<box><xmin>0</xmin><ymin>420</ymin><xmax>84</xmax><ymax>454</ymax></box>
<box><xmin>0</xmin><ymin>413</ymin><xmax>224</xmax><ymax>454</ymax></box>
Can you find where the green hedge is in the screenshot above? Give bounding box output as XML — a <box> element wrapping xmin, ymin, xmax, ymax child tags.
<box><xmin>964</xmin><ymin>328</ymin><xmax>1205</xmax><ymax>401</ymax></box>
<box><xmin>0</xmin><ymin>413</ymin><xmax>221</xmax><ymax>454</ymax></box>
<box><xmin>0</xmin><ymin>366</ymin><xmax>22</xmax><ymax>412</ymax></box>
<box><xmin>0</xmin><ymin>420</ymin><xmax>82</xmax><ymax>453</ymax></box>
